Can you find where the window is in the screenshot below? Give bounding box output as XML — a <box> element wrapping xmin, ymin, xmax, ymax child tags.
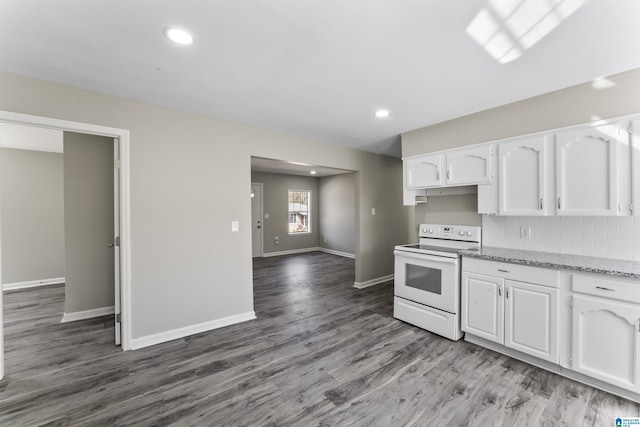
<box><xmin>288</xmin><ymin>190</ymin><xmax>311</xmax><ymax>234</ymax></box>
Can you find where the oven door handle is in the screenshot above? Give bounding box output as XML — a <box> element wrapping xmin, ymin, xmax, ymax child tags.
<box><xmin>394</xmin><ymin>251</ymin><xmax>459</xmax><ymax>265</ymax></box>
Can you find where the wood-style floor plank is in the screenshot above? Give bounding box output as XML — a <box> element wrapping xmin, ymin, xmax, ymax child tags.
<box><xmin>1</xmin><ymin>252</ymin><xmax>638</xmax><ymax>426</ymax></box>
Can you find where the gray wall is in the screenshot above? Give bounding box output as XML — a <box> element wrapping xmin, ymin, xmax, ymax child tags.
<box><xmin>402</xmin><ymin>68</ymin><xmax>640</xmax><ymax>156</ymax></box>
<box><xmin>0</xmin><ymin>148</ymin><xmax>65</xmax><ymax>284</ymax></box>
<box><xmin>412</xmin><ymin>195</ymin><xmax>481</xmax><ymax>240</ymax></box>
<box><xmin>318</xmin><ymin>173</ymin><xmax>356</xmax><ymax>255</ymax></box>
<box><xmin>0</xmin><ymin>70</ymin><xmax>411</xmax><ymax>340</ymax></box>
<box><xmin>251</xmin><ymin>172</ymin><xmax>320</xmax><ymax>254</ymax></box>
<box><xmin>63</xmin><ymin>132</ymin><xmax>115</xmax><ymax>313</ymax></box>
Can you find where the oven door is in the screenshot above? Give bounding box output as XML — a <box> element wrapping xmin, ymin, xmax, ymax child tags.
<box><xmin>394</xmin><ymin>250</ymin><xmax>459</xmax><ymax>313</ymax></box>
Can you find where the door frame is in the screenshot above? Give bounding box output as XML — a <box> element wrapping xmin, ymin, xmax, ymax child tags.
<box><xmin>0</xmin><ymin>110</ymin><xmax>132</xmax><ymax>379</ymax></box>
<box><xmin>251</xmin><ymin>182</ymin><xmax>264</xmax><ymax>257</ymax></box>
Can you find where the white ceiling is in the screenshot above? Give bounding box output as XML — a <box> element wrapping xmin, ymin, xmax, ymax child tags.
<box><xmin>1</xmin><ymin>0</ymin><xmax>639</xmax><ymax>158</ymax></box>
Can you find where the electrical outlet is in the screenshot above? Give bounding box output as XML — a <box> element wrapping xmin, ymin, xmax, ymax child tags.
<box><xmin>520</xmin><ymin>226</ymin><xmax>531</xmax><ymax>239</ymax></box>
<box><xmin>323</xmin><ymin>237</ymin><xmax>327</xmax><ymax>243</ymax></box>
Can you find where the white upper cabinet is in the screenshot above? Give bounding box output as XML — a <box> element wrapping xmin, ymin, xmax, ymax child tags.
<box><xmin>499</xmin><ymin>135</ymin><xmax>553</xmax><ymax>216</ymax></box>
<box><xmin>405</xmin><ymin>154</ymin><xmax>443</xmax><ymax>189</ymax></box>
<box><xmin>445</xmin><ymin>145</ymin><xmax>493</xmax><ymax>186</ymax></box>
<box><xmin>555</xmin><ymin>124</ymin><xmax>620</xmax><ymax>216</ymax></box>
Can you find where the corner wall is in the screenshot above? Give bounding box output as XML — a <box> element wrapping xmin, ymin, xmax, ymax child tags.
<box><xmin>318</xmin><ymin>173</ymin><xmax>356</xmax><ymax>256</ymax></box>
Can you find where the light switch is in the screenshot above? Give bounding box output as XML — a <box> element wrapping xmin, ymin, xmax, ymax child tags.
<box><xmin>520</xmin><ymin>226</ymin><xmax>531</xmax><ymax>239</ymax></box>
<box><xmin>264</xmin><ymin>213</ymin><xmax>270</xmax><ymax>219</ymax></box>
<box><xmin>371</xmin><ymin>208</ymin><xmax>376</xmax><ymax>216</ymax></box>
<box><xmin>232</xmin><ymin>221</ymin><xmax>239</xmax><ymax>232</ymax></box>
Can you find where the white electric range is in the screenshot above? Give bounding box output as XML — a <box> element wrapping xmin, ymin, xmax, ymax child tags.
<box><xmin>393</xmin><ymin>223</ymin><xmax>481</xmax><ymax>341</ymax></box>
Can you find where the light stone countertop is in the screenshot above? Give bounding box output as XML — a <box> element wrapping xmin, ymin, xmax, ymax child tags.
<box><xmin>460</xmin><ymin>246</ymin><xmax>640</xmax><ymax>279</ymax></box>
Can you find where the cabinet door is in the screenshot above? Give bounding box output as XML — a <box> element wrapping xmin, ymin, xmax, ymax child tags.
<box><xmin>571</xmin><ymin>294</ymin><xmax>640</xmax><ymax>393</ymax></box>
<box><xmin>499</xmin><ymin>136</ymin><xmax>551</xmax><ymax>216</ymax></box>
<box><xmin>556</xmin><ymin>124</ymin><xmax>620</xmax><ymax>215</ymax></box>
<box><xmin>405</xmin><ymin>154</ymin><xmax>443</xmax><ymax>189</ymax></box>
<box><xmin>504</xmin><ymin>280</ymin><xmax>558</xmax><ymax>363</ymax></box>
<box><xmin>446</xmin><ymin>145</ymin><xmax>492</xmax><ymax>185</ymax></box>
<box><xmin>461</xmin><ymin>272</ymin><xmax>504</xmax><ymax>344</ymax></box>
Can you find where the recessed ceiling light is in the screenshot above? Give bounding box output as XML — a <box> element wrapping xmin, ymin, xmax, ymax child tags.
<box><xmin>375</xmin><ymin>109</ymin><xmax>390</xmax><ymax>118</ymax></box>
<box><xmin>310</xmin><ymin>170</ymin><xmax>317</xmax><ymax>175</ymax></box>
<box><xmin>165</xmin><ymin>27</ymin><xmax>194</xmax><ymax>45</ymax></box>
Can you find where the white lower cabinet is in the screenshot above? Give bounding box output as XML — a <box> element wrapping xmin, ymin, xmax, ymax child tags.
<box><xmin>461</xmin><ymin>259</ymin><xmax>559</xmax><ymax>363</ymax></box>
<box><xmin>462</xmin><ymin>258</ymin><xmax>640</xmax><ymax>402</ymax></box>
<box><xmin>505</xmin><ymin>280</ymin><xmax>558</xmax><ymax>363</ymax></box>
<box><xmin>462</xmin><ymin>272</ymin><xmax>503</xmax><ymax>343</ymax></box>
<box><xmin>570</xmin><ymin>274</ymin><xmax>640</xmax><ymax>394</ymax></box>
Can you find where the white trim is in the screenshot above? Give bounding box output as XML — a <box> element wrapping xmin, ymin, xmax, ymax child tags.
<box><xmin>129</xmin><ymin>311</ymin><xmax>256</xmax><ymax>350</ymax></box>
<box><xmin>353</xmin><ymin>274</ymin><xmax>394</xmax><ymax>289</ymax></box>
<box><xmin>251</xmin><ymin>182</ymin><xmax>264</xmax><ymax>257</ymax></box>
<box><xmin>262</xmin><ymin>247</ymin><xmax>356</xmax><ymax>259</ymax></box>
<box><xmin>0</xmin><ymin>110</ymin><xmax>132</xmax><ymax>356</ymax></box>
<box><xmin>319</xmin><ymin>248</ymin><xmax>355</xmax><ymax>259</ymax></box>
<box><xmin>2</xmin><ymin>277</ymin><xmax>65</xmax><ymax>291</ymax></box>
<box><xmin>262</xmin><ymin>247</ymin><xmax>322</xmax><ymax>257</ymax></box>
<box><xmin>61</xmin><ymin>306</ymin><xmax>115</xmax><ymax>323</ymax></box>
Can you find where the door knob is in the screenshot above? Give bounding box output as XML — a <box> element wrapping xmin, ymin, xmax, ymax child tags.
<box><xmin>107</xmin><ymin>243</ymin><xmax>115</xmax><ymax>248</ymax></box>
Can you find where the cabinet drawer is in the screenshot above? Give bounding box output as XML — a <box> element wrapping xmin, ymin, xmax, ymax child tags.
<box><xmin>463</xmin><ymin>257</ymin><xmax>558</xmax><ymax>288</ymax></box>
<box><xmin>571</xmin><ymin>273</ymin><xmax>640</xmax><ymax>304</ymax></box>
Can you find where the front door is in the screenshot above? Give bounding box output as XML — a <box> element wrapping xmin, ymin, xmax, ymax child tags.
<box><xmin>251</xmin><ymin>183</ymin><xmax>263</xmax><ymax>257</ymax></box>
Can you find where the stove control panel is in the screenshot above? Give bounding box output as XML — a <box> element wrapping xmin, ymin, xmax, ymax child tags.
<box><xmin>419</xmin><ymin>224</ymin><xmax>481</xmax><ymax>243</ymax></box>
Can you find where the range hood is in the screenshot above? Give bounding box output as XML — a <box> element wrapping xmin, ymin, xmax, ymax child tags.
<box><xmin>425</xmin><ymin>185</ymin><xmax>478</xmax><ymax>197</ymax></box>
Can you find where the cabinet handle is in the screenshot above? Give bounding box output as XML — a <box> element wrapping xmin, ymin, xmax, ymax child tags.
<box><xmin>447</xmin><ymin>170</ymin><xmax>451</xmax><ymax>180</ymax></box>
<box><xmin>437</xmin><ymin>171</ymin><xmax>440</xmax><ymax>181</ymax></box>
<box><xmin>498</xmin><ymin>286</ymin><xmax>502</xmax><ymax>297</ymax></box>
<box><xmin>540</xmin><ymin>198</ymin><xmax>543</xmax><ymax>210</ymax></box>
<box><xmin>498</xmin><ymin>269</ymin><xmax>510</xmax><ymax>273</ymax></box>
<box><xmin>595</xmin><ymin>286</ymin><xmax>615</xmax><ymax>292</ymax></box>
<box><xmin>557</xmin><ymin>197</ymin><xmax>561</xmax><ymax>209</ymax></box>
<box><xmin>506</xmin><ymin>288</ymin><xmax>510</xmax><ymax>299</ymax></box>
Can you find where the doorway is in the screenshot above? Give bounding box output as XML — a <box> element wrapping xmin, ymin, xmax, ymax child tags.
<box><xmin>0</xmin><ymin>110</ymin><xmax>132</xmax><ymax>380</ymax></box>
<box><xmin>251</xmin><ymin>183</ymin><xmax>263</xmax><ymax>258</ymax></box>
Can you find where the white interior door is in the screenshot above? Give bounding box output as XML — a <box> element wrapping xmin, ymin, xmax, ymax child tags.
<box><xmin>251</xmin><ymin>183</ymin><xmax>263</xmax><ymax>258</ymax></box>
<box><xmin>113</xmin><ymin>139</ymin><xmax>121</xmax><ymax>345</ymax></box>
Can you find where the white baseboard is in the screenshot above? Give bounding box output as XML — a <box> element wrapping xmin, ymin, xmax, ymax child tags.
<box><xmin>129</xmin><ymin>311</ymin><xmax>257</xmax><ymax>350</ymax></box>
<box><xmin>262</xmin><ymin>247</ymin><xmax>321</xmax><ymax>257</ymax></box>
<box><xmin>319</xmin><ymin>248</ymin><xmax>356</xmax><ymax>259</ymax></box>
<box><xmin>262</xmin><ymin>247</ymin><xmax>356</xmax><ymax>259</ymax></box>
<box><xmin>353</xmin><ymin>274</ymin><xmax>394</xmax><ymax>289</ymax></box>
<box><xmin>3</xmin><ymin>277</ymin><xmax>65</xmax><ymax>291</ymax></box>
<box><xmin>62</xmin><ymin>305</ymin><xmax>115</xmax><ymax>323</ymax></box>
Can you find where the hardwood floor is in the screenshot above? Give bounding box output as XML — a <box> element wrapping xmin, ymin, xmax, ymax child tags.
<box><xmin>0</xmin><ymin>252</ymin><xmax>638</xmax><ymax>426</ymax></box>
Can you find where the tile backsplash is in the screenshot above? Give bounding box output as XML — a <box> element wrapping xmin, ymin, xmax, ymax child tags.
<box><xmin>482</xmin><ymin>215</ymin><xmax>640</xmax><ymax>261</ymax></box>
